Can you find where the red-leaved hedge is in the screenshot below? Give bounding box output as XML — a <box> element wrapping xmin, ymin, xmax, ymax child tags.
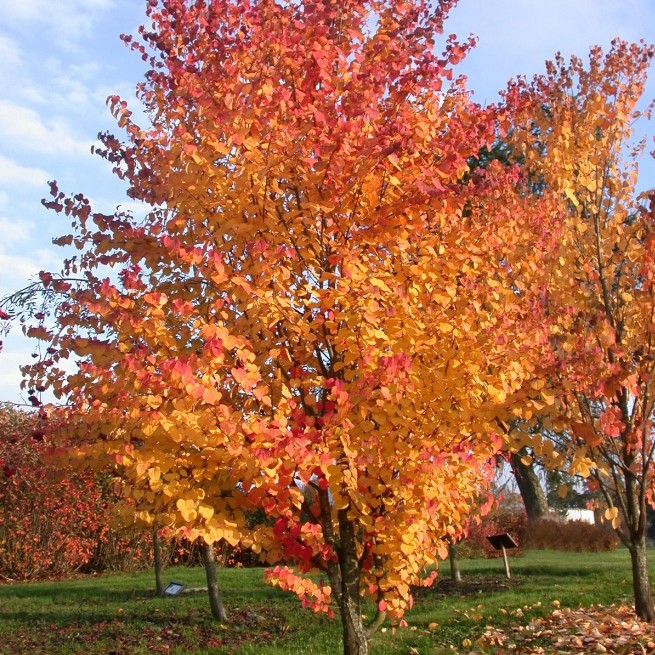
<box><xmin>0</xmin><ymin>405</ymin><xmax>152</xmax><ymax>581</ymax></box>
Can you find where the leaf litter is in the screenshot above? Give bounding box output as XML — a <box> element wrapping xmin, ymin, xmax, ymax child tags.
<box><xmin>476</xmin><ymin>603</ymin><xmax>655</xmax><ymax>654</ymax></box>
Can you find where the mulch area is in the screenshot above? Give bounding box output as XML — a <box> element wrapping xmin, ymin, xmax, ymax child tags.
<box><xmin>413</xmin><ymin>574</ymin><xmax>524</xmax><ymax>599</ymax></box>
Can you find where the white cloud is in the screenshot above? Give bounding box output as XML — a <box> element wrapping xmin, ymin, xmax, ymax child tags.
<box><xmin>40</xmin><ymin>58</ymin><xmax>110</xmax><ymax>112</ymax></box>
<box><xmin>0</xmin><ymin>154</ymin><xmax>49</xmax><ymax>188</ymax></box>
<box><xmin>0</xmin><ymin>34</ymin><xmax>23</xmax><ymax>82</ymax></box>
<box><xmin>0</xmin><ymin>100</ymin><xmax>96</xmax><ymax>157</ymax></box>
<box><xmin>0</xmin><ymin>248</ymin><xmax>60</xmax><ymax>290</ymax></box>
<box><xmin>0</xmin><ymin>217</ymin><xmax>33</xmax><ymax>244</ymax></box>
<box><xmin>0</xmin><ymin>35</ymin><xmax>106</xmax><ymax>115</ymax></box>
<box><xmin>0</xmin><ymin>338</ymin><xmax>77</xmax><ymax>406</ymax></box>
<box><xmin>88</xmin><ymin>195</ymin><xmax>149</xmax><ymax>218</ymax></box>
<box><xmin>0</xmin><ymin>347</ymin><xmax>31</xmax><ymax>404</ymax></box>
<box><xmin>0</xmin><ymin>0</ymin><xmax>114</xmax><ymax>44</ymax></box>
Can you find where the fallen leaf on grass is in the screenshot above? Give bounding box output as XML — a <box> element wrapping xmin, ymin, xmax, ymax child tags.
<box><xmin>478</xmin><ymin>603</ymin><xmax>652</xmax><ymax>654</ymax></box>
<box><xmin>0</xmin><ymin>606</ymin><xmax>293</xmax><ymax>655</ymax></box>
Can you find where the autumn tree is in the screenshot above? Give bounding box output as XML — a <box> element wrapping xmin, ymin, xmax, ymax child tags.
<box><xmin>505</xmin><ymin>39</ymin><xmax>655</xmax><ymax>621</ymax></box>
<box><xmin>10</xmin><ymin>1</ymin><xmax>542</xmax><ymax>652</ymax></box>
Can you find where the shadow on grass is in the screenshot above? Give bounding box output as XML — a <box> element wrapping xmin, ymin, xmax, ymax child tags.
<box><xmin>508</xmin><ymin>563</ymin><xmax>611</xmax><ymax>578</ymax></box>
<box><xmin>462</xmin><ymin>552</ymin><xmax>631</xmax><ymax>581</ymax></box>
<box><xmin>0</xmin><ymin>583</ymin><xmax>296</xmax><ymax>631</ymax></box>
<box><xmin>0</xmin><ymin>579</ymin><xmax>289</xmax><ymax>605</ymax></box>
<box><xmin>0</xmin><ymin>585</ymin><xmax>155</xmax><ymax>603</ymax></box>
<box><xmin>0</xmin><ymin>608</ymin><xmax>144</xmax><ymax>625</ymax></box>
<box><xmin>414</xmin><ymin>574</ymin><xmax>523</xmax><ymax>599</ymax></box>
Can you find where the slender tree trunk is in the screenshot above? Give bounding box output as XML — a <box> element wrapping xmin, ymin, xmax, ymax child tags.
<box><xmin>598</xmin><ymin>455</ymin><xmax>654</xmax><ymax>623</ymax></box>
<box><xmin>201</xmin><ymin>541</ymin><xmax>228</xmax><ymax>622</ymax></box>
<box><xmin>339</xmin><ymin>590</ymin><xmax>368</xmax><ymax>655</ymax></box>
<box><xmin>628</xmin><ymin>536</ymin><xmax>655</xmax><ymax>622</ymax></box>
<box><xmin>337</xmin><ymin>510</ymin><xmax>368</xmax><ymax>655</ymax></box>
<box><xmin>448</xmin><ymin>537</ymin><xmax>462</xmax><ymax>584</ymax></box>
<box><xmin>624</xmin><ymin>471</ymin><xmax>655</xmax><ymax>622</ymax></box>
<box><xmin>153</xmin><ymin>525</ymin><xmax>165</xmax><ymax>596</ymax></box>
<box><xmin>511</xmin><ymin>450</ymin><xmax>549</xmax><ymax>522</ymax></box>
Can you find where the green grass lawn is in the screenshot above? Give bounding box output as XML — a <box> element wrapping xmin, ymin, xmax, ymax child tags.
<box><xmin>0</xmin><ymin>549</ymin><xmax>652</xmax><ymax>654</ymax></box>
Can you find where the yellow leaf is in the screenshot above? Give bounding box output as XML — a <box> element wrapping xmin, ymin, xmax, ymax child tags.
<box><xmin>198</xmin><ymin>504</ymin><xmax>215</xmax><ymax>520</ymax></box>
<box><xmin>370</xmin><ymin>278</ymin><xmax>391</xmax><ymax>293</ymax></box>
<box><xmin>147</xmin><ymin>467</ymin><xmax>161</xmax><ymax>483</ymax></box>
<box><xmin>564</xmin><ymin>187</ymin><xmax>579</xmax><ymax>207</ymax></box>
<box><xmin>487</xmin><ymin>386</ymin><xmax>507</xmax><ymax>403</ymax></box>
<box><xmin>541</xmin><ymin>389</ymin><xmax>555</xmax><ymax>406</ymax></box>
<box><xmin>604</xmin><ymin>507</ymin><xmax>618</xmax><ymax>521</ymax></box>
<box><xmin>176</xmin><ymin>498</ymin><xmax>197</xmax><ymax>522</ymax></box>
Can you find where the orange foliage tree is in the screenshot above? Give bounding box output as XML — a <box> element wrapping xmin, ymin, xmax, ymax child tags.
<box><xmin>14</xmin><ymin>1</ymin><xmax>541</xmax><ymax>651</ymax></box>
<box><xmin>505</xmin><ymin>40</ymin><xmax>655</xmax><ymax>622</ymax></box>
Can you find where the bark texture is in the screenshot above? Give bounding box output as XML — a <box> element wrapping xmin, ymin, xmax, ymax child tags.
<box><xmin>337</xmin><ymin>509</ymin><xmax>368</xmax><ymax>655</ymax></box>
<box><xmin>448</xmin><ymin>537</ymin><xmax>462</xmax><ymax>584</ymax></box>
<box><xmin>511</xmin><ymin>450</ymin><xmax>549</xmax><ymax>522</ymax></box>
<box><xmin>629</xmin><ymin>538</ymin><xmax>655</xmax><ymax>622</ymax></box>
<box><xmin>153</xmin><ymin>525</ymin><xmax>164</xmax><ymax>597</ymax></box>
<box><xmin>201</xmin><ymin>541</ymin><xmax>228</xmax><ymax>622</ymax></box>
<box><xmin>599</xmin><ymin>452</ymin><xmax>655</xmax><ymax>622</ymax></box>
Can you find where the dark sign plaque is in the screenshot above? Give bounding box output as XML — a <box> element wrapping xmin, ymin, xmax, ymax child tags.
<box><xmin>486</xmin><ymin>532</ymin><xmax>518</xmax><ymax>579</ymax></box>
<box><xmin>487</xmin><ymin>533</ymin><xmax>518</xmax><ymax>550</ymax></box>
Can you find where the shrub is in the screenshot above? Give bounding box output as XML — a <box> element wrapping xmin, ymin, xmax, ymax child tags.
<box><xmin>459</xmin><ymin>509</ymin><xmax>528</xmax><ymax>559</ymax></box>
<box><xmin>0</xmin><ymin>405</ymin><xmax>153</xmax><ymax>580</ymax></box>
<box><xmin>1</xmin><ymin>404</ymin><xmax>271</xmax><ymax>580</ymax></box>
<box><xmin>458</xmin><ymin>508</ymin><xmax>618</xmax><ymax>557</ymax></box>
<box><xmin>0</xmin><ymin>455</ymin><xmax>105</xmax><ymax>579</ymax></box>
<box><xmin>84</xmin><ymin>526</ymin><xmax>154</xmax><ymax>574</ymax></box>
<box><xmin>522</xmin><ymin>518</ymin><xmax>619</xmax><ymax>552</ymax></box>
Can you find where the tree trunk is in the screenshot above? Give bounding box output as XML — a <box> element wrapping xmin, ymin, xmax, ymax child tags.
<box><xmin>201</xmin><ymin>541</ymin><xmax>228</xmax><ymax>622</ymax></box>
<box><xmin>153</xmin><ymin>525</ymin><xmax>165</xmax><ymax>596</ymax></box>
<box><xmin>337</xmin><ymin>510</ymin><xmax>368</xmax><ymax>655</ymax></box>
<box><xmin>628</xmin><ymin>536</ymin><xmax>655</xmax><ymax>622</ymax></box>
<box><xmin>448</xmin><ymin>537</ymin><xmax>462</xmax><ymax>584</ymax></box>
<box><xmin>339</xmin><ymin>590</ymin><xmax>368</xmax><ymax>655</ymax></box>
<box><xmin>511</xmin><ymin>450</ymin><xmax>549</xmax><ymax>522</ymax></box>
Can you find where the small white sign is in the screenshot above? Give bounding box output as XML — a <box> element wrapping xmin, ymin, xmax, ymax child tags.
<box><xmin>164</xmin><ymin>582</ymin><xmax>186</xmax><ymax>596</ymax></box>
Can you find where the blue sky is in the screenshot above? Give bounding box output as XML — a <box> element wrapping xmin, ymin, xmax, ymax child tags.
<box><xmin>1</xmin><ymin>0</ymin><xmax>654</xmax><ymax>404</ymax></box>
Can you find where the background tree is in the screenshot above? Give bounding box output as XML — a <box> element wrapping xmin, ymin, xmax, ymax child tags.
<box><xmin>505</xmin><ymin>39</ymin><xmax>655</xmax><ymax>621</ymax></box>
<box><xmin>467</xmin><ymin>139</ymin><xmax>553</xmax><ymax>526</ymax></box>
<box><xmin>509</xmin><ymin>447</ymin><xmax>549</xmax><ymax>522</ymax></box>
